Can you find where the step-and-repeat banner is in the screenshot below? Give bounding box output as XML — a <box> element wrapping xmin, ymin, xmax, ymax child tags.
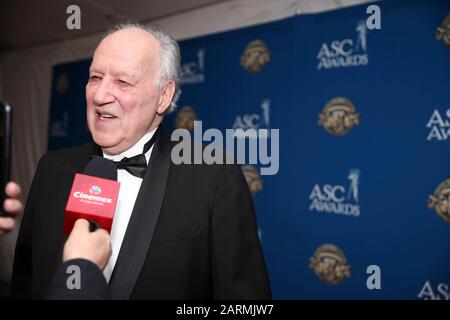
<box><xmin>48</xmin><ymin>0</ymin><xmax>450</xmax><ymax>299</ymax></box>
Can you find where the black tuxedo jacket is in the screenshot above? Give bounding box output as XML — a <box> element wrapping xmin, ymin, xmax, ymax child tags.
<box><xmin>11</xmin><ymin>129</ymin><xmax>271</xmax><ymax>299</ymax></box>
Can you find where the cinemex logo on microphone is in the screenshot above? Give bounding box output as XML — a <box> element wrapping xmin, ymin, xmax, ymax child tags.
<box><xmin>64</xmin><ymin>173</ymin><xmax>119</xmax><ymax>235</ymax></box>
<box><xmin>73</xmin><ymin>188</ymin><xmax>113</xmax><ymax>204</ymax></box>
<box><xmin>89</xmin><ymin>185</ymin><xmax>102</xmax><ymax>195</ymax></box>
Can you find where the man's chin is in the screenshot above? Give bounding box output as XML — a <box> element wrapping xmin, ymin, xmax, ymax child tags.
<box><xmin>91</xmin><ymin>134</ymin><xmax>119</xmax><ymax>151</ymax></box>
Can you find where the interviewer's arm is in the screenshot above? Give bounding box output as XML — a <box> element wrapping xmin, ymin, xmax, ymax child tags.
<box><xmin>46</xmin><ymin>219</ymin><xmax>111</xmax><ymax>300</ymax></box>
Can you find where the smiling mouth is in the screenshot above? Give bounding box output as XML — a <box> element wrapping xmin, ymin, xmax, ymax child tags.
<box><xmin>96</xmin><ymin>112</ymin><xmax>117</xmax><ymax>120</ymax></box>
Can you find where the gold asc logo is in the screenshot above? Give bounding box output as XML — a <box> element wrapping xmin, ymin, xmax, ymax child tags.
<box><xmin>436</xmin><ymin>13</ymin><xmax>450</xmax><ymax>46</ymax></box>
<box><xmin>56</xmin><ymin>72</ymin><xmax>70</xmax><ymax>94</ymax></box>
<box><xmin>319</xmin><ymin>97</ymin><xmax>360</xmax><ymax>136</ymax></box>
<box><xmin>240</xmin><ymin>40</ymin><xmax>271</xmax><ymax>73</ymax></box>
<box><xmin>241</xmin><ymin>165</ymin><xmax>263</xmax><ymax>197</ymax></box>
<box><xmin>428</xmin><ymin>179</ymin><xmax>450</xmax><ymax>223</ymax></box>
<box><xmin>309</xmin><ymin>243</ymin><xmax>351</xmax><ymax>285</ymax></box>
<box><xmin>174</xmin><ymin>106</ymin><xmax>198</xmax><ymax>132</ymax></box>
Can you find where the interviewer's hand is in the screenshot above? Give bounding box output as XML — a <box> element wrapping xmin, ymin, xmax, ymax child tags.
<box><xmin>63</xmin><ymin>219</ymin><xmax>112</xmax><ymax>270</ymax></box>
<box><xmin>0</xmin><ymin>182</ymin><xmax>23</xmax><ymax>236</ymax></box>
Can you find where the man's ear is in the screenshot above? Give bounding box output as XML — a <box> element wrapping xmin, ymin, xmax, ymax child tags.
<box><xmin>156</xmin><ymin>81</ymin><xmax>175</xmax><ymax>115</ymax></box>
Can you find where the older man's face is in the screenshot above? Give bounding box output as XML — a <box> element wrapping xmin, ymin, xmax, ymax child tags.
<box><xmin>86</xmin><ymin>28</ymin><xmax>162</xmax><ymax>155</ymax></box>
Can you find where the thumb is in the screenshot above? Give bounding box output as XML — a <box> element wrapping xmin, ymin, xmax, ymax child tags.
<box><xmin>70</xmin><ymin>218</ymin><xmax>90</xmax><ymax>236</ymax></box>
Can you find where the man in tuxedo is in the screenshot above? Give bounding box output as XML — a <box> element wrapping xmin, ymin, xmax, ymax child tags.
<box><xmin>12</xmin><ymin>23</ymin><xmax>271</xmax><ymax>299</ymax></box>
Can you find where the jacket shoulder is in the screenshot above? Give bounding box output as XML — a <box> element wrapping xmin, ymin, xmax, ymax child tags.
<box><xmin>41</xmin><ymin>142</ymin><xmax>98</xmax><ymax>164</ymax></box>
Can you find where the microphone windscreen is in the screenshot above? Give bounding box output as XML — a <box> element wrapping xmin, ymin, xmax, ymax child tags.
<box><xmin>83</xmin><ymin>156</ymin><xmax>117</xmax><ymax>181</ymax></box>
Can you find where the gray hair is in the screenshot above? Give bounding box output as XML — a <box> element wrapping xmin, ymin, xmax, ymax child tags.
<box><xmin>106</xmin><ymin>22</ymin><xmax>181</xmax><ymax>113</ymax></box>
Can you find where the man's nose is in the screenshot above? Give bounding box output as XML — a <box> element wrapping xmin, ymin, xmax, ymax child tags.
<box><xmin>92</xmin><ymin>79</ymin><xmax>115</xmax><ymax>105</ymax></box>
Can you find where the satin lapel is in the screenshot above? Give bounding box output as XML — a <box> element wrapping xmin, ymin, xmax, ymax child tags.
<box><xmin>108</xmin><ymin>129</ymin><xmax>172</xmax><ymax>299</ymax></box>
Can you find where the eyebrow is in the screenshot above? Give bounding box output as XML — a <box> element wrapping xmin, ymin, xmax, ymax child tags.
<box><xmin>89</xmin><ymin>67</ymin><xmax>102</xmax><ymax>73</ymax></box>
<box><xmin>111</xmin><ymin>71</ymin><xmax>139</xmax><ymax>83</ymax></box>
<box><xmin>88</xmin><ymin>67</ymin><xmax>138</xmax><ymax>82</ymax></box>
<box><xmin>111</xmin><ymin>71</ymin><xmax>132</xmax><ymax>78</ymax></box>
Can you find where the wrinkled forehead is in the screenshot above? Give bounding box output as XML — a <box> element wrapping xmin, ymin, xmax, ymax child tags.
<box><xmin>90</xmin><ymin>29</ymin><xmax>160</xmax><ymax>79</ymax></box>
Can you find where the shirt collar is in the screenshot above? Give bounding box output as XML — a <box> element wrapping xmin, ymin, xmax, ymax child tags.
<box><xmin>102</xmin><ymin>127</ymin><xmax>157</xmax><ymax>163</ymax></box>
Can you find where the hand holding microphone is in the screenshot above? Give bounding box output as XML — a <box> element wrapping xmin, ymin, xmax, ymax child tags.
<box><xmin>49</xmin><ymin>156</ymin><xmax>118</xmax><ymax>299</ymax></box>
<box><xmin>47</xmin><ymin>157</ymin><xmax>118</xmax><ymax>299</ymax></box>
<box><xmin>47</xmin><ymin>218</ymin><xmax>112</xmax><ymax>299</ymax></box>
<box><xmin>64</xmin><ymin>156</ymin><xmax>120</xmax><ymax>235</ymax></box>
<box><xmin>63</xmin><ymin>218</ymin><xmax>112</xmax><ymax>270</ymax></box>
<box><xmin>62</xmin><ymin>156</ymin><xmax>119</xmax><ymax>269</ymax></box>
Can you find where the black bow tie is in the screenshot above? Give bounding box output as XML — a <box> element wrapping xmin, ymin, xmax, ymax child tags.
<box><xmin>112</xmin><ymin>128</ymin><xmax>159</xmax><ymax>178</ymax></box>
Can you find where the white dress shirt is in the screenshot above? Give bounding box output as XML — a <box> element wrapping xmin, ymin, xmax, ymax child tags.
<box><xmin>101</xmin><ymin>128</ymin><xmax>157</xmax><ymax>282</ymax></box>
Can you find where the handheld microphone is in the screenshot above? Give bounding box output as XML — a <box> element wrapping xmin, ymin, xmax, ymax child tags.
<box><xmin>0</xmin><ymin>102</ymin><xmax>11</xmax><ymax>217</ymax></box>
<box><xmin>63</xmin><ymin>156</ymin><xmax>120</xmax><ymax>236</ymax></box>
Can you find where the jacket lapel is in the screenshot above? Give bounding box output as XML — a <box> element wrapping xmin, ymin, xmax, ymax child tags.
<box><xmin>107</xmin><ymin>128</ymin><xmax>172</xmax><ymax>299</ymax></box>
<box><xmin>61</xmin><ymin>142</ymin><xmax>102</xmax><ymax>175</ymax></box>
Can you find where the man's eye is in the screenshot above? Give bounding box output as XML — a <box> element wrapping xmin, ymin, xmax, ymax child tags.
<box><xmin>89</xmin><ymin>75</ymin><xmax>101</xmax><ymax>81</ymax></box>
<box><xmin>118</xmin><ymin>79</ymin><xmax>129</xmax><ymax>85</ymax></box>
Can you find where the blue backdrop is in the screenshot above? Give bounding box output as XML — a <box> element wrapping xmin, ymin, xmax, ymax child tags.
<box><xmin>48</xmin><ymin>0</ymin><xmax>450</xmax><ymax>299</ymax></box>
